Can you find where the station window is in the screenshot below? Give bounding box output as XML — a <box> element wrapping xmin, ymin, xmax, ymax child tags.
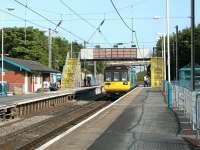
<box><xmin>105</xmin><ymin>72</ymin><xmax>112</xmax><ymax>81</ymax></box>
<box><xmin>122</xmin><ymin>72</ymin><xmax>128</xmax><ymax>81</ymax></box>
<box><xmin>113</xmin><ymin>72</ymin><xmax>120</xmax><ymax>81</ymax></box>
<box><xmin>196</xmin><ymin>70</ymin><xmax>200</xmax><ymax>77</ymax></box>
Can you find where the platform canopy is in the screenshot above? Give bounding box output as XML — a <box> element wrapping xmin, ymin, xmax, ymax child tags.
<box><xmin>80</xmin><ymin>48</ymin><xmax>151</xmax><ymax>61</ymax></box>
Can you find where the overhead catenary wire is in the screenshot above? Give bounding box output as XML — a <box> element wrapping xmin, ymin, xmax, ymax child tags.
<box><xmin>1</xmin><ymin>16</ymin><xmax>190</xmax><ymax>22</ymax></box>
<box><xmin>60</xmin><ymin>0</ymin><xmax>96</xmax><ymax>29</ymax></box>
<box><xmin>13</xmin><ymin>0</ymin><xmax>85</xmax><ymax>42</ymax></box>
<box><xmin>59</xmin><ymin>0</ymin><xmax>112</xmax><ymax>46</ymax></box>
<box><xmin>110</xmin><ymin>0</ymin><xmax>142</xmax><ymax>57</ymax></box>
<box><xmin>110</xmin><ymin>0</ymin><xmax>135</xmax><ymax>33</ymax></box>
<box><xmin>87</xmin><ymin>19</ymin><xmax>105</xmax><ymax>42</ymax></box>
<box><xmin>0</xmin><ymin>8</ymin><xmax>48</xmax><ymax>30</ymax></box>
<box><xmin>34</xmin><ymin>0</ymin><xmax>149</xmax><ymax>17</ymax></box>
<box><xmin>31</xmin><ymin>5</ymin><xmax>131</xmax><ymax>16</ymax></box>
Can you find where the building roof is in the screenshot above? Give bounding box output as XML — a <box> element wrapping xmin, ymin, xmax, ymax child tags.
<box><xmin>2</xmin><ymin>57</ymin><xmax>60</xmax><ymax>73</ymax></box>
<box><xmin>179</xmin><ymin>64</ymin><xmax>200</xmax><ymax>71</ymax></box>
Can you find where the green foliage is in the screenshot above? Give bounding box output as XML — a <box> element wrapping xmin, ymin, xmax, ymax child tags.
<box><xmin>156</xmin><ymin>24</ymin><xmax>200</xmax><ymax>80</ymax></box>
<box><xmin>0</xmin><ymin>27</ymin><xmax>82</xmax><ymax>71</ymax></box>
<box><xmin>96</xmin><ymin>62</ymin><xmax>106</xmax><ymax>73</ymax></box>
<box><xmin>136</xmin><ymin>71</ymin><xmax>147</xmax><ymax>85</ymax></box>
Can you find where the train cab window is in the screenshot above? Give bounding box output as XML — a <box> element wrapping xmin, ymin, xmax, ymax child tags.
<box><xmin>105</xmin><ymin>72</ymin><xmax>112</xmax><ymax>81</ymax></box>
<box><xmin>122</xmin><ymin>72</ymin><xmax>128</xmax><ymax>81</ymax></box>
<box><xmin>113</xmin><ymin>72</ymin><xmax>120</xmax><ymax>81</ymax></box>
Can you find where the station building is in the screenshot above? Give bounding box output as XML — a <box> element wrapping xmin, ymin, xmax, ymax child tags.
<box><xmin>0</xmin><ymin>57</ymin><xmax>60</xmax><ymax>95</ymax></box>
<box><xmin>179</xmin><ymin>64</ymin><xmax>200</xmax><ymax>90</ymax></box>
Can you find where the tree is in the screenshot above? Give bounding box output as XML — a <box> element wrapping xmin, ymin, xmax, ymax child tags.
<box><xmin>0</xmin><ymin>27</ymin><xmax>83</xmax><ymax>71</ymax></box>
<box><xmin>155</xmin><ymin>24</ymin><xmax>200</xmax><ymax>80</ymax></box>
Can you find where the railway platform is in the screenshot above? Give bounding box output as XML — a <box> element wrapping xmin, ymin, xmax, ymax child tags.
<box><xmin>0</xmin><ymin>86</ymin><xmax>102</xmax><ymax>107</ymax></box>
<box><xmin>38</xmin><ymin>87</ymin><xmax>196</xmax><ymax>150</ymax></box>
<box><xmin>0</xmin><ymin>86</ymin><xmax>103</xmax><ymax>119</ymax></box>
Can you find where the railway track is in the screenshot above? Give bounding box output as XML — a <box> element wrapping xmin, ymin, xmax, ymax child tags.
<box><xmin>0</xmin><ymin>100</ymin><xmax>111</xmax><ymax>150</ymax></box>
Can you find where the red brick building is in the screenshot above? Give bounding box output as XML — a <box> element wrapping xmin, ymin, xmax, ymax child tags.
<box><xmin>0</xmin><ymin>57</ymin><xmax>60</xmax><ymax>94</ymax></box>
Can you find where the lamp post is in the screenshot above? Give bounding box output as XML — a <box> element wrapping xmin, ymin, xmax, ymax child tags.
<box><xmin>1</xmin><ymin>7</ymin><xmax>15</xmax><ymax>95</ymax></box>
<box><xmin>167</xmin><ymin>0</ymin><xmax>171</xmax><ymax>82</ymax></box>
<box><xmin>165</xmin><ymin>0</ymin><xmax>173</xmax><ymax>109</ymax></box>
<box><xmin>154</xmin><ymin>0</ymin><xmax>171</xmax><ymax>108</ymax></box>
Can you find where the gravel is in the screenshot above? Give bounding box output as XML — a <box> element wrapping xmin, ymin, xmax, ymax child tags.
<box><xmin>0</xmin><ymin>115</ymin><xmax>52</xmax><ymax>137</ymax></box>
<box><xmin>0</xmin><ymin>100</ymin><xmax>90</xmax><ymax>137</ymax></box>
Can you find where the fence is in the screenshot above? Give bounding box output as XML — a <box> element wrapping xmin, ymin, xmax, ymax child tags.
<box><xmin>163</xmin><ymin>80</ymin><xmax>198</xmax><ymax>134</ymax></box>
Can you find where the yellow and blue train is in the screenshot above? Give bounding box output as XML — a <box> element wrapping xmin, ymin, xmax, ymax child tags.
<box><xmin>103</xmin><ymin>65</ymin><xmax>137</xmax><ymax>95</ymax></box>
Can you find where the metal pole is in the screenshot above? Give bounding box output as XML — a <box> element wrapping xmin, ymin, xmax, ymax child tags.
<box><xmin>71</xmin><ymin>41</ymin><xmax>73</xmax><ymax>58</ymax></box>
<box><xmin>24</xmin><ymin>0</ymin><xmax>27</xmax><ymax>45</ymax></box>
<box><xmin>166</xmin><ymin>0</ymin><xmax>172</xmax><ymax>109</ymax></box>
<box><xmin>131</xmin><ymin>17</ymin><xmax>134</xmax><ymax>46</ymax></box>
<box><xmin>94</xmin><ymin>61</ymin><xmax>96</xmax><ymax>85</ymax></box>
<box><xmin>176</xmin><ymin>25</ymin><xmax>179</xmax><ymax>81</ymax></box>
<box><xmin>48</xmin><ymin>28</ymin><xmax>52</xmax><ymax>68</ymax></box>
<box><xmin>163</xmin><ymin>32</ymin><xmax>166</xmax><ymax>80</ymax></box>
<box><xmin>167</xmin><ymin>0</ymin><xmax>171</xmax><ymax>82</ymax></box>
<box><xmin>1</xmin><ymin>8</ymin><xmax>15</xmax><ymax>94</ymax></box>
<box><xmin>161</xmin><ymin>35</ymin><xmax>164</xmax><ymax>81</ymax></box>
<box><xmin>1</xmin><ymin>27</ymin><xmax>4</xmax><ymax>90</ymax></box>
<box><xmin>173</xmin><ymin>32</ymin><xmax>175</xmax><ymax>80</ymax></box>
<box><xmin>83</xmin><ymin>41</ymin><xmax>87</xmax><ymax>86</ymax></box>
<box><xmin>162</xmin><ymin>4</ymin><xmax>166</xmax><ymax>81</ymax></box>
<box><xmin>153</xmin><ymin>47</ymin><xmax>155</xmax><ymax>57</ymax></box>
<box><xmin>161</xmin><ymin>36</ymin><xmax>164</xmax><ymax>58</ymax></box>
<box><xmin>191</xmin><ymin>0</ymin><xmax>195</xmax><ymax>91</ymax></box>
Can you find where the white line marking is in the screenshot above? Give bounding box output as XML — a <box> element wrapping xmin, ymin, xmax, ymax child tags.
<box><xmin>36</xmin><ymin>87</ymin><xmax>138</xmax><ymax>150</ymax></box>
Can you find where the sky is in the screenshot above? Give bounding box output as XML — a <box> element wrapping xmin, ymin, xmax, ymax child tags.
<box><xmin>1</xmin><ymin>0</ymin><xmax>200</xmax><ymax>50</ymax></box>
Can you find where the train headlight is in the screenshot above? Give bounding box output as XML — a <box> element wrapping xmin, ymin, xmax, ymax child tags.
<box><xmin>123</xmin><ymin>82</ymin><xmax>128</xmax><ymax>85</ymax></box>
<box><xmin>105</xmin><ymin>82</ymin><xmax>111</xmax><ymax>85</ymax></box>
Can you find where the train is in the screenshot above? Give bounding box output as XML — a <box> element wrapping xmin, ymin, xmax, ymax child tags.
<box><xmin>103</xmin><ymin>65</ymin><xmax>137</xmax><ymax>95</ymax></box>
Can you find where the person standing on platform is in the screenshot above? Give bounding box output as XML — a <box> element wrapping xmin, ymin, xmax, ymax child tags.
<box><xmin>144</xmin><ymin>75</ymin><xmax>148</xmax><ymax>87</ymax></box>
<box><xmin>87</xmin><ymin>76</ymin><xmax>91</xmax><ymax>87</ymax></box>
<box><xmin>84</xmin><ymin>78</ymin><xmax>87</xmax><ymax>87</ymax></box>
<box><xmin>43</xmin><ymin>80</ymin><xmax>50</xmax><ymax>89</ymax></box>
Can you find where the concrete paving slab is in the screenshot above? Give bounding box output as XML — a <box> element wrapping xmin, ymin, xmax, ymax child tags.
<box><xmin>88</xmin><ymin>88</ymin><xmax>191</xmax><ymax>150</ymax></box>
<box><xmin>41</xmin><ymin>88</ymin><xmax>193</xmax><ymax>150</ymax></box>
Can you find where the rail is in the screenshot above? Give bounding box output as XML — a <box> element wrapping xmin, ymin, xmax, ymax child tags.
<box><xmin>0</xmin><ymin>86</ymin><xmax>103</xmax><ymax>121</ymax></box>
<box><xmin>0</xmin><ymin>100</ymin><xmax>110</xmax><ymax>150</ymax></box>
